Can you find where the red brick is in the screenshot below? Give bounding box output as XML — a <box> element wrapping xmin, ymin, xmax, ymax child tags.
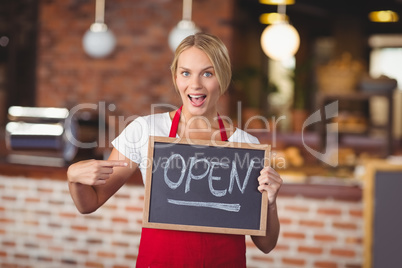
<box><xmin>273</xmin><ymin>243</ymin><xmax>290</xmax><ymax>251</ymax></box>
<box><xmin>345</xmin><ymin>264</ymin><xmax>362</xmax><ymax>268</ymax></box>
<box><xmin>85</xmin><ymin>214</ymin><xmax>103</xmax><ymax>221</ymax></box>
<box><xmin>0</xmin><ymin>218</ymin><xmax>14</xmax><ymax>224</ymax></box>
<box><xmin>333</xmin><ymin>222</ymin><xmax>357</xmax><ymax>230</ymax></box>
<box><xmin>86</xmin><ymin>238</ymin><xmax>103</xmax><ymax>245</ymax></box>
<box><xmin>73</xmin><ymin>249</ymin><xmax>89</xmax><ymax>255</ymax></box>
<box><xmin>314</xmin><ymin>234</ymin><xmax>337</xmax><ymax>242</ymax></box>
<box><xmin>349</xmin><ymin>209</ymin><xmax>363</xmax><ymax>217</ymax></box>
<box><xmin>125</xmin><ymin>254</ymin><xmax>138</xmax><ymax>260</ymax></box>
<box><xmin>85</xmin><ymin>261</ymin><xmax>104</xmax><ymax>268</ymax></box>
<box><xmin>0</xmin><ymin>251</ymin><xmax>7</xmax><ymax>257</ymax></box>
<box><xmin>298</xmin><ymin>246</ymin><xmax>323</xmax><ymax>255</ymax></box>
<box><xmin>24</xmin><ymin>220</ymin><xmax>39</xmax><ymax>226</ymax></box>
<box><xmin>125</xmin><ymin>205</ymin><xmax>143</xmax><ymax>212</ymax></box>
<box><xmin>330</xmin><ymin>248</ymin><xmax>356</xmax><ymax>258</ymax></box>
<box><xmin>284</xmin><ymin>205</ymin><xmax>309</xmax><ymax>213</ymax></box>
<box><xmin>2</xmin><ymin>196</ymin><xmax>16</xmax><ymax>201</ymax></box>
<box><xmin>49</xmin><ymin>199</ymin><xmax>64</xmax><ymax>206</ymax></box>
<box><xmin>345</xmin><ymin>236</ymin><xmax>362</xmax><ymax>245</ymax></box>
<box><xmin>71</xmin><ymin>225</ymin><xmax>89</xmax><ymax>231</ymax></box>
<box><xmin>317</xmin><ymin>208</ymin><xmax>342</xmax><ymax>216</ymax></box>
<box><xmin>300</xmin><ymin>220</ymin><xmax>325</xmax><ymax>228</ymax></box>
<box><xmin>37</xmin><ymin>187</ymin><xmax>53</xmax><ymax>193</ymax></box>
<box><xmin>64</xmin><ymin>236</ymin><xmax>77</xmax><ymax>242</ymax></box>
<box><xmin>283</xmin><ymin>257</ymin><xmax>306</xmax><ymax>266</ymax></box>
<box><xmin>112</xmin><ymin>241</ymin><xmax>130</xmax><ymax>248</ymax></box>
<box><xmin>314</xmin><ymin>261</ymin><xmax>338</xmax><ymax>268</ymax></box>
<box><xmin>2</xmin><ymin>241</ymin><xmax>16</xmax><ymax>247</ymax></box>
<box><xmin>48</xmin><ymin>222</ymin><xmax>62</xmax><ymax>229</ymax></box>
<box><xmin>104</xmin><ymin>204</ymin><xmax>118</xmax><ymax>210</ymax></box>
<box><xmin>14</xmin><ymin>253</ymin><xmax>30</xmax><ymax>260</ymax></box>
<box><xmin>24</xmin><ymin>243</ymin><xmax>39</xmax><ymax>249</ymax></box>
<box><xmin>282</xmin><ymin>232</ymin><xmax>306</xmax><ymax>240</ymax></box>
<box><xmin>97</xmin><ymin>251</ymin><xmax>116</xmax><ymax>258</ymax></box>
<box><xmin>61</xmin><ymin>259</ymin><xmax>77</xmax><ymax>265</ymax></box>
<box><xmin>112</xmin><ymin>217</ymin><xmax>129</xmax><ymax>224</ymax></box>
<box><xmin>25</xmin><ymin>197</ymin><xmax>41</xmax><ymax>203</ymax></box>
<box><xmin>279</xmin><ymin>217</ymin><xmax>292</xmax><ymax>225</ymax></box>
<box><xmin>36</xmin><ymin>233</ymin><xmax>53</xmax><ymax>240</ymax></box>
<box><xmin>114</xmin><ymin>193</ymin><xmax>130</xmax><ymax>199</ymax></box>
<box><xmin>35</xmin><ymin>210</ymin><xmax>51</xmax><ymax>216</ymax></box>
<box><xmin>59</xmin><ymin>212</ymin><xmax>76</xmax><ymax>219</ymax></box>
<box><xmin>96</xmin><ymin>227</ymin><xmax>113</xmax><ymax>234</ymax></box>
<box><xmin>48</xmin><ymin>246</ymin><xmax>64</xmax><ymax>252</ymax></box>
<box><xmin>37</xmin><ymin>256</ymin><xmax>53</xmax><ymax>262</ymax></box>
<box><xmin>252</xmin><ymin>255</ymin><xmax>274</xmax><ymax>263</ymax></box>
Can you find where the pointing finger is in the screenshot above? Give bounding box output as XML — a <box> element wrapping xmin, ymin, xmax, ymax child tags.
<box><xmin>99</xmin><ymin>160</ymin><xmax>128</xmax><ymax>167</ymax></box>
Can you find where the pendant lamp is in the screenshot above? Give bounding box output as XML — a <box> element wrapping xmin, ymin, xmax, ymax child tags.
<box><xmin>83</xmin><ymin>0</ymin><xmax>116</xmax><ymax>58</ymax></box>
<box><xmin>260</xmin><ymin>3</ymin><xmax>300</xmax><ymax>61</ymax></box>
<box><xmin>168</xmin><ymin>0</ymin><xmax>200</xmax><ymax>51</ymax></box>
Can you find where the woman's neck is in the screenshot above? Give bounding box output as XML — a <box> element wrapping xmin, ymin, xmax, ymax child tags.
<box><xmin>180</xmin><ymin>109</ymin><xmax>219</xmax><ymax>130</ymax></box>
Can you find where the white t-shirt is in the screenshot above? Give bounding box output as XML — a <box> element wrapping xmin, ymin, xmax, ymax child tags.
<box><xmin>111</xmin><ymin>112</ymin><xmax>260</xmax><ymax>184</ymax></box>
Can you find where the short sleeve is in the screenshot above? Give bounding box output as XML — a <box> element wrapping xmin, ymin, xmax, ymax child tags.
<box><xmin>111</xmin><ymin>116</ymin><xmax>150</xmax><ymax>165</ymax></box>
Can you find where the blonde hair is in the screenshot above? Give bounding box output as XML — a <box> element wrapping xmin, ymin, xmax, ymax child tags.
<box><xmin>170</xmin><ymin>33</ymin><xmax>232</xmax><ymax>95</ymax></box>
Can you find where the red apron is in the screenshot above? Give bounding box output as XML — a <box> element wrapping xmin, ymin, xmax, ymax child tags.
<box><xmin>136</xmin><ymin>107</ymin><xmax>246</xmax><ymax>268</ymax></box>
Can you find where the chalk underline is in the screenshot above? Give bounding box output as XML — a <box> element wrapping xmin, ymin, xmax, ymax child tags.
<box><xmin>167</xmin><ymin>199</ymin><xmax>241</xmax><ymax>212</ymax></box>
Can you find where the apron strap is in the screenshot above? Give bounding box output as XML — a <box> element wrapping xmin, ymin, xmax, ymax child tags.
<box><xmin>169</xmin><ymin>106</ymin><xmax>228</xmax><ymax>141</ymax></box>
<box><xmin>169</xmin><ymin>106</ymin><xmax>182</xmax><ymax>138</ymax></box>
<box><xmin>217</xmin><ymin>113</ymin><xmax>228</xmax><ymax>141</ymax></box>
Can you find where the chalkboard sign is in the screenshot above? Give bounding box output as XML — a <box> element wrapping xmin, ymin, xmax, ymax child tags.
<box><xmin>364</xmin><ymin>160</ymin><xmax>402</xmax><ymax>268</ymax></box>
<box><xmin>143</xmin><ymin>136</ymin><xmax>270</xmax><ymax>236</ymax></box>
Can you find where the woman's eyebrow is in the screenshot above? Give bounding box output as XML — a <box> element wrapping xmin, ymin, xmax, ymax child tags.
<box><xmin>178</xmin><ymin>66</ymin><xmax>214</xmax><ymax>71</ymax></box>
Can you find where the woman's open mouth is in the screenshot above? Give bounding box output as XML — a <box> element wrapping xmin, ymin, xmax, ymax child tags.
<box><xmin>188</xmin><ymin>94</ymin><xmax>207</xmax><ymax>107</ymax></box>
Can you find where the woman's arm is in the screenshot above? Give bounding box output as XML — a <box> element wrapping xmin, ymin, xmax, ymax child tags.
<box><xmin>251</xmin><ymin>167</ymin><xmax>282</xmax><ymax>253</ymax></box>
<box><xmin>67</xmin><ymin>148</ymin><xmax>137</xmax><ymax>214</ymax></box>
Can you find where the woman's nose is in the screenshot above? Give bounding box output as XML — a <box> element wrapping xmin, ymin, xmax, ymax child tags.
<box><xmin>189</xmin><ymin>76</ymin><xmax>202</xmax><ymax>89</ymax></box>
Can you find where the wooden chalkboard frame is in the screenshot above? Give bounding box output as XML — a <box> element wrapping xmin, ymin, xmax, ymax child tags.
<box><xmin>143</xmin><ymin>136</ymin><xmax>270</xmax><ymax>236</ymax></box>
<box><xmin>363</xmin><ymin>160</ymin><xmax>402</xmax><ymax>268</ymax></box>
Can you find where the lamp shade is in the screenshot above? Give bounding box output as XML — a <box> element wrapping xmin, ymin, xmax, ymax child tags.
<box><xmin>168</xmin><ymin>20</ymin><xmax>200</xmax><ymax>51</ymax></box>
<box><xmin>83</xmin><ymin>23</ymin><xmax>116</xmax><ymax>58</ymax></box>
<box><xmin>260</xmin><ymin>22</ymin><xmax>300</xmax><ymax>61</ymax></box>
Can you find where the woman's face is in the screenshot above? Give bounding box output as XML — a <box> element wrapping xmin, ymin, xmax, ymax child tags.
<box><xmin>175</xmin><ymin>46</ymin><xmax>221</xmax><ymax>118</ymax></box>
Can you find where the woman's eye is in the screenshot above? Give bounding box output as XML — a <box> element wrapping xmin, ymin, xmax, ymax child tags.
<box><xmin>203</xmin><ymin>72</ymin><xmax>212</xmax><ymax>77</ymax></box>
<box><xmin>182</xmin><ymin>71</ymin><xmax>190</xmax><ymax>77</ymax></box>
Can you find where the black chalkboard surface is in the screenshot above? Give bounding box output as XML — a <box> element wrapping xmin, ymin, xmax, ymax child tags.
<box><xmin>364</xmin><ymin>161</ymin><xmax>402</xmax><ymax>268</ymax></box>
<box><xmin>143</xmin><ymin>136</ymin><xmax>270</xmax><ymax>236</ymax></box>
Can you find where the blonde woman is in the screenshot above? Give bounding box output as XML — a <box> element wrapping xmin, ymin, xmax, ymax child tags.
<box><xmin>67</xmin><ymin>33</ymin><xmax>282</xmax><ymax>267</ymax></box>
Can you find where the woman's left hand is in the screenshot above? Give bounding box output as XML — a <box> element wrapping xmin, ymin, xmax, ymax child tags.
<box><xmin>258</xmin><ymin>167</ymin><xmax>283</xmax><ymax>205</ymax></box>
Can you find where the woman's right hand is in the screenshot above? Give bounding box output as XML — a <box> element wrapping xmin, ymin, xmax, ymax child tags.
<box><xmin>67</xmin><ymin>159</ymin><xmax>128</xmax><ymax>186</ymax></box>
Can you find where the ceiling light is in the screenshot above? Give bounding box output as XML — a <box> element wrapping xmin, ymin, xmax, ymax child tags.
<box><xmin>168</xmin><ymin>0</ymin><xmax>200</xmax><ymax>51</ymax></box>
<box><xmin>261</xmin><ymin>21</ymin><xmax>300</xmax><ymax>61</ymax></box>
<box><xmin>82</xmin><ymin>0</ymin><xmax>116</xmax><ymax>58</ymax></box>
<box><xmin>259</xmin><ymin>0</ymin><xmax>295</xmax><ymax>5</ymax></box>
<box><xmin>369</xmin><ymin>10</ymin><xmax>399</xmax><ymax>23</ymax></box>
<box><xmin>260</xmin><ymin>4</ymin><xmax>300</xmax><ymax>61</ymax></box>
<box><xmin>259</xmin><ymin>13</ymin><xmax>288</xmax><ymax>24</ymax></box>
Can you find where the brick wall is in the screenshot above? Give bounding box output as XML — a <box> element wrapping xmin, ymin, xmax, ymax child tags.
<box><xmin>0</xmin><ymin>175</ymin><xmax>363</xmax><ymax>268</ymax></box>
<box><xmin>36</xmin><ymin>0</ymin><xmax>234</xmax><ymax>118</ymax></box>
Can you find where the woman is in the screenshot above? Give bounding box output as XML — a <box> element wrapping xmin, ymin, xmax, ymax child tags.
<box><xmin>67</xmin><ymin>33</ymin><xmax>282</xmax><ymax>267</ymax></box>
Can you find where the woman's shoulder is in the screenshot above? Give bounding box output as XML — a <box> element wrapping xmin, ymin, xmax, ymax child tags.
<box><xmin>230</xmin><ymin>128</ymin><xmax>260</xmax><ymax>144</ymax></box>
<box><xmin>125</xmin><ymin>112</ymin><xmax>170</xmax><ymax>126</ymax></box>
<box><xmin>137</xmin><ymin>112</ymin><xmax>170</xmax><ymax>124</ymax></box>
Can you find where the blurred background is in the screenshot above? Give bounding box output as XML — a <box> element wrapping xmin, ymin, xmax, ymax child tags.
<box><xmin>0</xmin><ymin>0</ymin><xmax>402</xmax><ymax>267</ymax></box>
